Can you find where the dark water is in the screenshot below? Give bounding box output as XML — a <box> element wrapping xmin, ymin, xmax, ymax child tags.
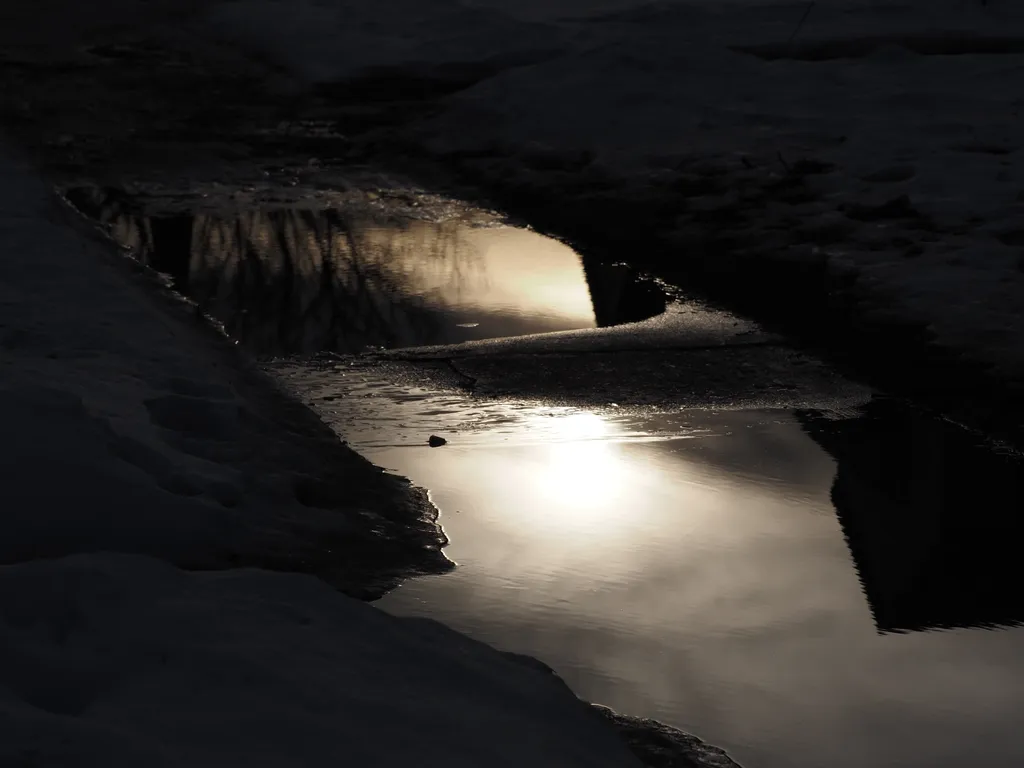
<box><xmin>313</xmin><ymin>387</ymin><xmax>1024</xmax><ymax>768</ymax></box>
<box><xmin>65</xmin><ymin>189</ymin><xmax>665</xmax><ymax>355</ymax></box>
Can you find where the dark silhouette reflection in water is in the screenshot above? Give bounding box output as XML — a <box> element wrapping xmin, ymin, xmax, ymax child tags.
<box><xmin>65</xmin><ymin>188</ymin><xmax>665</xmax><ymax>355</ymax></box>
<box><xmin>799</xmin><ymin>398</ymin><xmax>1024</xmax><ymax>634</ymax></box>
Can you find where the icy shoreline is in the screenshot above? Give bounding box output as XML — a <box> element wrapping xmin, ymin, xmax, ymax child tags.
<box><xmin>4</xmin><ymin>0</ymin><xmax>1020</xmax><ymax>760</ymax></box>
<box><xmin>0</xmin><ymin>145</ymin><xmax>742</xmax><ymax>765</ymax></box>
<box><xmin>0</xmin><ymin>149</ymin><xmax>451</xmax><ymax>599</ymax></box>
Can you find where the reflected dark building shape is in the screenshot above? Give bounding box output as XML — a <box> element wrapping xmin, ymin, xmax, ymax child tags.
<box><xmin>65</xmin><ymin>187</ymin><xmax>664</xmax><ymax>356</ymax></box>
<box><xmin>580</xmin><ymin>256</ymin><xmax>666</xmax><ymax>328</ymax></box>
<box><xmin>799</xmin><ymin>398</ymin><xmax>1024</xmax><ymax>634</ymax></box>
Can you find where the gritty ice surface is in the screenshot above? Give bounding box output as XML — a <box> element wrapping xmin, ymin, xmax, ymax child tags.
<box><xmin>197</xmin><ymin>0</ymin><xmax>1024</xmax><ymax>377</ymax></box>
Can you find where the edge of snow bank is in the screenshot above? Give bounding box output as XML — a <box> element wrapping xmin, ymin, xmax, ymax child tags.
<box><xmin>0</xmin><ymin>146</ymin><xmax>451</xmax><ymax>598</ymax></box>
<box><xmin>0</xmin><ymin>553</ymin><xmax>646</xmax><ymax>768</ymax></box>
<box><xmin>593</xmin><ymin>706</ymin><xmax>743</xmax><ymax>768</ymax></box>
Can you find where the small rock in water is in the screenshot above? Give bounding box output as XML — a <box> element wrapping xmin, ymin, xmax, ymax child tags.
<box><xmin>428</xmin><ymin>435</ymin><xmax>448</xmax><ymax>447</ymax></box>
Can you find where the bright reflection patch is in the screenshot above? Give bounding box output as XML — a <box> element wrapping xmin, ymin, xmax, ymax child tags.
<box><xmin>536</xmin><ymin>441</ymin><xmax>626</xmax><ymax>510</ymax></box>
<box><xmin>518</xmin><ymin>411</ymin><xmax>631</xmax><ymax>527</ymax></box>
<box><xmin>541</xmin><ymin>411</ymin><xmax>610</xmax><ymax>442</ymax></box>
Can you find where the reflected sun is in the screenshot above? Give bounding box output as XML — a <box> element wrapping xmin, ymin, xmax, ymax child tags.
<box><xmin>524</xmin><ymin>412</ymin><xmax>631</xmax><ymax>529</ymax></box>
<box><xmin>535</xmin><ymin>440</ymin><xmax>627</xmax><ymax>510</ymax></box>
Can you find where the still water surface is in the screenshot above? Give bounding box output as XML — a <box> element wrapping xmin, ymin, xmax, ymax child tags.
<box><xmin>352</xmin><ymin>396</ymin><xmax>1024</xmax><ymax>768</ymax></box>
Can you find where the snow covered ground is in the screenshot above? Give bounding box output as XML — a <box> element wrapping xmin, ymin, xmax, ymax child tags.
<box><xmin>200</xmin><ymin>0</ymin><xmax>570</xmax><ymax>83</ymax></box>
<box><xmin>188</xmin><ymin>0</ymin><xmax>1024</xmax><ymax>385</ymax></box>
<box><xmin>3</xmin><ymin>0</ymin><xmax>1019</xmax><ymax>761</ymax></box>
<box><xmin>0</xmin><ymin>553</ymin><xmax>645</xmax><ymax>767</ymax></box>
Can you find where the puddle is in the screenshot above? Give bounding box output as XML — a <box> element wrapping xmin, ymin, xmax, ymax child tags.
<box><xmin>68</xmin><ymin>179</ymin><xmax>1024</xmax><ymax>768</ymax></box>
<box><xmin>287</xmin><ymin>366</ymin><xmax>1024</xmax><ymax>768</ymax></box>
<box><xmin>64</xmin><ymin>187</ymin><xmax>665</xmax><ymax>355</ymax></box>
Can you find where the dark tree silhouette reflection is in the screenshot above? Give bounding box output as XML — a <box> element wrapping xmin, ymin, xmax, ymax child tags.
<box><xmin>67</xmin><ymin>188</ymin><xmax>665</xmax><ymax>356</ymax></box>
<box><xmin>799</xmin><ymin>398</ymin><xmax>1024</xmax><ymax>634</ymax></box>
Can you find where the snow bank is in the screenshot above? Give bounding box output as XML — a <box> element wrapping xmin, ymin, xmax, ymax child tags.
<box><xmin>199</xmin><ymin>0</ymin><xmax>570</xmax><ymax>83</ymax></box>
<box><xmin>0</xmin><ymin>147</ymin><xmax>448</xmax><ymax>595</ymax></box>
<box><xmin>397</xmin><ymin>0</ymin><xmax>1024</xmax><ymax>377</ymax></box>
<box><xmin>0</xmin><ymin>553</ymin><xmax>643</xmax><ymax>767</ymax></box>
<box><xmin>418</xmin><ymin>1</ymin><xmax>1024</xmax><ymax>168</ymax></box>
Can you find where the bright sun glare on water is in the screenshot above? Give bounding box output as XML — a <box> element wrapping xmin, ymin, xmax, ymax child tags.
<box><xmin>528</xmin><ymin>413</ymin><xmax>629</xmax><ymax>511</ymax></box>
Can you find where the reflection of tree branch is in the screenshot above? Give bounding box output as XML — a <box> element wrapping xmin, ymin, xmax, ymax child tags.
<box><xmin>96</xmin><ymin>197</ymin><xmax>487</xmax><ymax>355</ymax></box>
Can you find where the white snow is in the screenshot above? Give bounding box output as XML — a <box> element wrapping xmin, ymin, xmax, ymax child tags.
<box><xmin>193</xmin><ymin>0</ymin><xmax>1024</xmax><ymax>376</ymax></box>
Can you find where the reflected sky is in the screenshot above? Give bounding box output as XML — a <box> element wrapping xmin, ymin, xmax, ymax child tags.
<box><xmin>65</xmin><ymin>189</ymin><xmax>665</xmax><ymax>355</ymax></box>
<box><xmin>367</xmin><ymin>406</ymin><xmax>1024</xmax><ymax>768</ymax></box>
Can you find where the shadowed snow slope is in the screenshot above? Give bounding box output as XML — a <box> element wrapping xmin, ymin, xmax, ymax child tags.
<box><xmin>0</xmin><ymin>147</ymin><xmax>450</xmax><ymax>596</ymax></box>
<box><xmin>0</xmin><ymin>553</ymin><xmax>642</xmax><ymax>767</ymax></box>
